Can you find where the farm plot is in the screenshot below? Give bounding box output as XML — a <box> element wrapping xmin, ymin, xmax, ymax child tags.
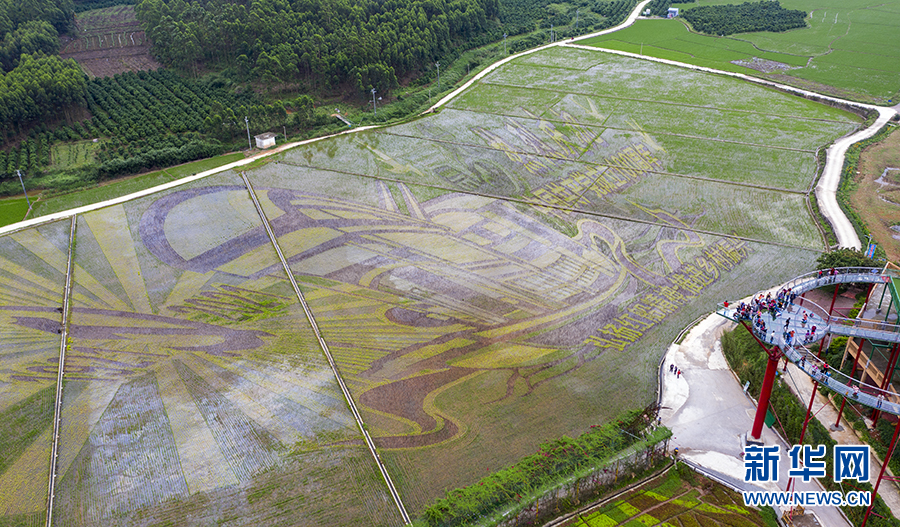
<box><xmin>61</xmin><ymin>5</ymin><xmax>160</xmax><ymax>76</ymax></box>
<box><xmin>243</xmin><ymin>153</ymin><xmax>821</xmax><ymax>511</ymax></box>
<box><xmin>28</xmin><ymin>171</ymin><xmax>401</xmax><ymax>526</ymax></box>
<box><xmin>0</xmin><ymin>219</ymin><xmax>71</xmax><ymax>525</ymax></box>
<box><xmin>563</xmin><ymin>465</ymin><xmax>774</xmax><ymax>526</ymax></box>
<box><xmin>583</xmin><ymin>0</ymin><xmax>900</xmax><ymax>102</ymax></box>
<box><xmin>248</xmin><ymin>45</ymin><xmax>849</xmax><ymax>513</ymax></box>
<box><xmin>0</xmin><ymin>43</ymin><xmax>859</xmax><ymax>524</ymax></box>
<box><xmin>51</xmin><ymin>141</ymin><xmax>101</xmax><ymax>169</ymax></box>
<box><xmin>461</xmin><ymin>54</ymin><xmax>860</xmax><ymax>120</ymax></box>
<box><xmin>852</xmin><ymin>126</ymin><xmax>900</xmax><ymax>262</ymax></box>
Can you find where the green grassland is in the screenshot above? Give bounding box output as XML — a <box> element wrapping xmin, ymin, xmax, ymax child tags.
<box><xmin>0</xmin><ymin>44</ymin><xmax>860</xmax><ymax>524</ymax></box>
<box><xmin>0</xmin><ymin>196</ymin><xmax>29</xmax><ymax>225</ymax></box>
<box><xmin>583</xmin><ymin>0</ymin><xmax>900</xmax><ymax>102</ymax></box>
<box><xmin>26</xmin><ymin>152</ymin><xmax>246</xmax><ymax>221</ymax></box>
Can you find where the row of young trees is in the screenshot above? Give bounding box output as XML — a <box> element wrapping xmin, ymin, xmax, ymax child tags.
<box><xmin>681</xmin><ymin>1</ymin><xmax>807</xmax><ymax>36</ymax></box>
<box><xmin>0</xmin><ymin>68</ymin><xmax>327</xmax><ymax>190</ymax></box>
<box><xmin>135</xmin><ymin>0</ymin><xmax>499</xmax><ymax>93</ymax></box>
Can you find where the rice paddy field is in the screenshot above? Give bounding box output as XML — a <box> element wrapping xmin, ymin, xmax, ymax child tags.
<box><xmin>583</xmin><ymin>0</ymin><xmax>900</xmax><ymax>103</ymax></box>
<box><xmin>0</xmin><ymin>45</ymin><xmax>862</xmax><ymax>524</ymax></box>
<box><xmin>561</xmin><ymin>464</ymin><xmax>775</xmax><ymax>527</ymax></box>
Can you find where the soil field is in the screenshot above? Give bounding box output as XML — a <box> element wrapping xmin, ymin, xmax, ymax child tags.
<box><xmin>61</xmin><ymin>5</ymin><xmax>160</xmax><ymax>77</ymax></box>
<box><xmin>851</xmin><ymin>125</ymin><xmax>900</xmax><ymax>261</ymax></box>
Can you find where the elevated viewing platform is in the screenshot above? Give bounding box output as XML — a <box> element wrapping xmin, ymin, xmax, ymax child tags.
<box><xmin>716</xmin><ymin>267</ymin><xmax>900</xmax><ymax>417</ymax></box>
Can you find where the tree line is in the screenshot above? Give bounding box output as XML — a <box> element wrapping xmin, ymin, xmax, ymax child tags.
<box><xmin>135</xmin><ymin>0</ymin><xmax>499</xmax><ymax>94</ymax></box>
<box><xmin>0</xmin><ymin>53</ymin><xmax>87</xmax><ymax>138</ymax></box>
<box><xmin>682</xmin><ymin>1</ymin><xmax>807</xmax><ymax>36</ymax></box>
<box><xmin>0</xmin><ymin>68</ymin><xmax>327</xmax><ymax>194</ymax></box>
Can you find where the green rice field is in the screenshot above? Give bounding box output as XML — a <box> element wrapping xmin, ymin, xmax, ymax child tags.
<box><xmin>27</xmin><ymin>152</ymin><xmax>247</xmax><ymax>220</ymax></box>
<box><xmin>562</xmin><ymin>464</ymin><xmax>775</xmax><ymax>527</ymax></box>
<box><xmin>0</xmin><ymin>196</ymin><xmax>29</xmax><ymax>226</ymax></box>
<box><xmin>583</xmin><ymin>0</ymin><xmax>900</xmax><ymax>103</ymax></box>
<box><xmin>0</xmin><ymin>45</ymin><xmax>860</xmax><ymax>524</ymax></box>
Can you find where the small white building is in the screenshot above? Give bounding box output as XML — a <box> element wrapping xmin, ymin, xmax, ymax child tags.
<box><xmin>667</xmin><ymin>7</ymin><xmax>679</xmax><ymax>18</ymax></box>
<box><xmin>254</xmin><ymin>132</ymin><xmax>277</xmax><ymax>149</ymax></box>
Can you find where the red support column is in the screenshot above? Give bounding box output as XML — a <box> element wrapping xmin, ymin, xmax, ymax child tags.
<box><xmin>752</xmin><ymin>353</ymin><xmax>780</xmax><ymax>441</ymax></box>
<box><xmin>862</xmin><ymin>419</ymin><xmax>900</xmax><ymax>527</ymax></box>
<box><xmin>827</xmin><ymin>281</ymin><xmax>841</xmax><ymax>324</ymax></box>
<box><xmin>787</xmin><ymin>379</ymin><xmax>820</xmax><ymax>494</ymax></box>
<box><xmin>738</xmin><ymin>321</ymin><xmax>783</xmax><ymax>442</ymax></box>
<box><xmin>834</xmin><ymin>339</ymin><xmax>865</xmax><ymax>430</ymax></box>
<box><xmin>873</xmin><ymin>342</ymin><xmax>900</xmax><ymax>422</ymax></box>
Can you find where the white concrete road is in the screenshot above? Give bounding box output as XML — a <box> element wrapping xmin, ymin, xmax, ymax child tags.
<box><xmin>662</xmin><ymin>314</ymin><xmax>853</xmax><ymax>526</ymax></box>
<box><xmin>2</xmin><ymin>0</ymin><xmax>895</xmax><ymax>248</ymax></box>
<box><xmin>817</xmin><ymin>108</ymin><xmax>897</xmax><ymax>250</ymax></box>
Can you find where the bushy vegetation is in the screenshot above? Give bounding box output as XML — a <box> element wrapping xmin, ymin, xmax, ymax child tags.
<box><xmin>682</xmin><ymin>1</ymin><xmax>807</xmax><ymax>36</ymax></box>
<box><xmin>721</xmin><ymin>325</ymin><xmax>897</xmax><ymax>526</ymax></box>
<box><xmin>72</xmin><ymin>0</ymin><xmax>135</xmax><ymax>13</ymax></box>
<box><xmin>420</xmin><ymin>408</ymin><xmax>669</xmax><ymax>527</ymax></box>
<box><xmin>816</xmin><ymin>248</ymin><xmax>879</xmax><ymax>270</ymax></box>
<box><xmin>0</xmin><ymin>53</ymin><xmax>88</xmax><ymax>137</ymax></box>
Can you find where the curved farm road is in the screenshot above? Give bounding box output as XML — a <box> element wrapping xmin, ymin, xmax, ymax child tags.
<box><xmin>559</xmin><ymin>43</ymin><xmax>897</xmax><ymax>250</ymax></box>
<box><xmin>818</xmin><ymin>108</ymin><xmax>896</xmax><ymax>250</ymax></box>
<box><xmin>3</xmin><ymin>0</ymin><xmax>890</xmax><ymax>247</ymax></box>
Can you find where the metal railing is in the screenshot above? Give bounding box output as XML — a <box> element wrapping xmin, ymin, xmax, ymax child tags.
<box><xmin>712</xmin><ymin>267</ymin><xmax>900</xmax><ymax>415</ymax></box>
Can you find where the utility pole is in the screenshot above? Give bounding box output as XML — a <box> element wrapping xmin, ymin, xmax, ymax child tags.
<box><xmin>244</xmin><ymin>116</ymin><xmax>251</xmax><ymax>150</ymax></box>
<box><xmin>436</xmin><ymin>62</ymin><xmax>440</xmax><ymax>93</ymax></box>
<box><xmin>575</xmin><ymin>9</ymin><xmax>579</xmax><ymax>30</ymax></box>
<box><xmin>16</xmin><ymin>169</ymin><xmax>30</xmax><ymax>208</ymax></box>
<box><xmin>550</xmin><ymin>23</ymin><xmax>554</xmax><ymax>43</ymax></box>
<box><xmin>503</xmin><ymin>33</ymin><xmax>507</xmax><ymax>55</ymax></box>
<box><xmin>371</xmin><ymin>88</ymin><xmax>377</xmax><ymax>115</ymax></box>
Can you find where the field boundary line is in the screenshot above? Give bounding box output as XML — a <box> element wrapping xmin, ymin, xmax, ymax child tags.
<box><xmin>374</xmin><ymin>131</ymin><xmax>811</xmax><ymax>194</ymax></box>
<box><xmin>276</xmin><ymin>160</ymin><xmax>824</xmax><ymax>252</ymax></box>
<box><xmin>561</xmin><ymin>43</ymin><xmax>898</xmax><ymax>250</ymax></box>
<box><xmin>382</xmin><ymin>120</ymin><xmax>817</xmax><ymax>153</ymax></box>
<box><xmin>424</xmin><ymin>0</ymin><xmax>657</xmax><ymax>113</ymax></box>
<box><xmin>46</xmin><ymin>215</ymin><xmax>76</xmax><ymax>527</ymax></box>
<box><xmin>471</xmin><ymin>81</ymin><xmax>857</xmax><ymax>125</ymax></box>
<box><xmin>238</xmin><ymin>172</ymin><xmax>411</xmax><ymax>525</ymax></box>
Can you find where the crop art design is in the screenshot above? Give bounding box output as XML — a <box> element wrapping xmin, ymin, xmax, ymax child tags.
<box><xmin>135</xmin><ymin>174</ymin><xmax>748</xmax><ymax>449</ymax></box>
